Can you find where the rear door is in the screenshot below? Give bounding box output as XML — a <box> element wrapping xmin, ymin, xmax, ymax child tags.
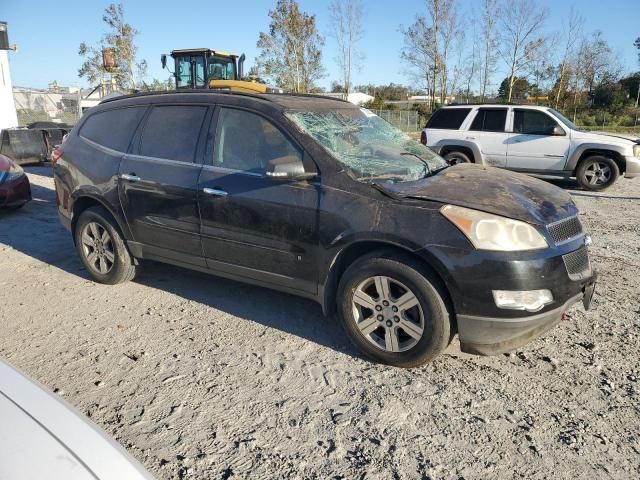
<box><xmin>465</xmin><ymin>108</ymin><xmax>509</xmax><ymax>167</ymax></box>
<box><xmin>197</xmin><ymin>106</ymin><xmax>320</xmax><ymax>294</ymax></box>
<box><xmin>506</xmin><ymin>109</ymin><xmax>570</xmax><ymax>172</ymax></box>
<box><xmin>118</xmin><ymin>104</ymin><xmax>209</xmax><ymax>266</ymax></box>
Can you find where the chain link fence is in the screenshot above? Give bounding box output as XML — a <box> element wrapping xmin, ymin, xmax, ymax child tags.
<box><xmin>13</xmin><ymin>89</ymin><xmax>82</xmax><ymax>127</ymax></box>
<box><xmin>371</xmin><ymin>109</ymin><xmax>420</xmax><ymax>132</ymax></box>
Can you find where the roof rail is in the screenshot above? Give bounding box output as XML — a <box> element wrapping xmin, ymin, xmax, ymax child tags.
<box><xmin>99</xmin><ymin>88</ymin><xmax>353</xmax><ymax>105</ymax></box>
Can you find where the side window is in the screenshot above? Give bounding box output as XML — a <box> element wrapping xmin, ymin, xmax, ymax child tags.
<box><xmin>426</xmin><ymin>108</ymin><xmax>471</xmax><ymax>130</ymax></box>
<box><xmin>80</xmin><ymin>107</ymin><xmax>145</xmax><ymax>151</ymax></box>
<box><xmin>212</xmin><ymin>108</ymin><xmax>302</xmax><ymax>173</ymax></box>
<box><xmin>469</xmin><ymin>109</ymin><xmax>507</xmax><ymax>132</ymax></box>
<box><xmin>514</xmin><ymin>110</ymin><xmax>559</xmax><ymax>135</ymax></box>
<box><xmin>139</xmin><ymin>105</ymin><xmax>207</xmax><ymax>163</ymax></box>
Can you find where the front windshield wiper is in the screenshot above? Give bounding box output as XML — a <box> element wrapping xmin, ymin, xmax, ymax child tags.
<box><xmin>400</xmin><ymin>151</ymin><xmax>431</xmax><ymax>178</ymax></box>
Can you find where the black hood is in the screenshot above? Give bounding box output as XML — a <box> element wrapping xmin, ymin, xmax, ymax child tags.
<box><xmin>382</xmin><ymin>164</ymin><xmax>577</xmax><ymax>225</ymax></box>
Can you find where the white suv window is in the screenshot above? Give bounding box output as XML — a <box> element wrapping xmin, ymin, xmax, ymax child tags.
<box><xmin>469</xmin><ymin>109</ymin><xmax>507</xmax><ymax>132</ymax></box>
<box><xmin>513</xmin><ymin>110</ymin><xmax>559</xmax><ymax>136</ymax></box>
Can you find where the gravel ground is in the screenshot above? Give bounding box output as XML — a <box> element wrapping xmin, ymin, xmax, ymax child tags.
<box><xmin>1</xmin><ymin>166</ymin><xmax>639</xmax><ymax>480</ymax></box>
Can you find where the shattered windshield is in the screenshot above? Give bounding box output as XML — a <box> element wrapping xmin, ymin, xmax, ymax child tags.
<box><xmin>286</xmin><ymin>108</ymin><xmax>448</xmax><ymax>183</ymax></box>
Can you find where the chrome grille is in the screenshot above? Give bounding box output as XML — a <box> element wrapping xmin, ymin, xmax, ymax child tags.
<box><xmin>548</xmin><ymin>216</ymin><xmax>583</xmax><ymax>245</ymax></box>
<box><xmin>563</xmin><ymin>246</ymin><xmax>591</xmax><ymax>281</ymax></box>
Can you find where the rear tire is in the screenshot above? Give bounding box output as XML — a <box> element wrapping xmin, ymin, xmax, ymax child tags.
<box><xmin>443</xmin><ymin>151</ymin><xmax>472</xmax><ymax>165</ymax></box>
<box><xmin>337</xmin><ymin>251</ymin><xmax>452</xmax><ymax>368</ymax></box>
<box><xmin>74</xmin><ymin>206</ymin><xmax>137</xmax><ymax>285</ymax></box>
<box><xmin>576</xmin><ymin>155</ymin><xmax>619</xmax><ymax>191</ymax></box>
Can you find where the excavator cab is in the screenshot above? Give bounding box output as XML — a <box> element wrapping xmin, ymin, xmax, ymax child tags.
<box><xmin>163</xmin><ymin>49</ymin><xmax>243</xmax><ymax>89</ymax></box>
<box><xmin>162</xmin><ymin>48</ymin><xmax>284</xmax><ymax>94</ymax></box>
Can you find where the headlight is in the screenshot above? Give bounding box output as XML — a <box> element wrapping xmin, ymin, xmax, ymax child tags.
<box><xmin>0</xmin><ymin>162</ymin><xmax>24</xmax><ymax>184</ymax></box>
<box><xmin>441</xmin><ymin>204</ymin><xmax>548</xmax><ymax>251</ymax></box>
<box><xmin>633</xmin><ymin>144</ymin><xmax>640</xmax><ymax>158</ymax></box>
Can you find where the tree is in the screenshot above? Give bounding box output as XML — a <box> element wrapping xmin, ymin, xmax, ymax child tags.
<box><xmin>498</xmin><ymin>0</ymin><xmax>548</xmax><ymax>102</ymax></box>
<box><xmin>401</xmin><ymin>0</ymin><xmax>461</xmax><ymax>109</ymax></box>
<box><xmin>553</xmin><ymin>7</ymin><xmax>583</xmax><ymax>108</ymax></box>
<box><xmin>78</xmin><ymin>3</ymin><xmax>147</xmax><ymax>90</ymax></box>
<box><xmin>479</xmin><ymin>0</ymin><xmax>498</xmax><ymax>102</ymax></box>
<box><xmin>497</xmin><ymin>76</ymin><xmax>529</xmax><ymax>101</ymax></box>
<box><xmin>256</xmin><ymin>0</ymin><xmax>325</xmax><ymax>93</ymax></box>
<box><xmin>328</xmin><ymin>0</ymin><xmax>365</xmax><ymax>98</ymax></box>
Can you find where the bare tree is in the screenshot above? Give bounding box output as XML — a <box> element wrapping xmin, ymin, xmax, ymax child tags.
<box><xmin>78</xmin><ymin>3</ymin><xmax>147</xmax><ymax>90</ymax></box>
<box><xmin>498</xmin><ymin>0</ymin><xmax>548</xmax><ymax>102</ymax></box>
<box><xmin>256</xmin><ymin>0</ymin><xmax>325</xmax><ymax>93</ymax></box>
<box><xmin>479</xmin><ymin>0</ymin><xmax>498</xmax><ymax>102</ymax></box>
<box><xmin>553</xmin><ymin>6</ymin><xmax>583</xmax><ymax>108</ymax></box>
<box><xmin>401</xmin><ymin>0</ymin><xmax>460</xmax><ymax>109</ymax></box>
<box><xmin>328</xmin><ymin>0</ymin><xmax>365</xmax><ymax>99</ymax></box>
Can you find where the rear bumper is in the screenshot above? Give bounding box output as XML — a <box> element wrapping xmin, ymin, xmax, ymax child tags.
<box><xmin>0</xmin><ymin>174</ymin><xmax>32</xmax><ymax>207</ymax></box>
<box><xmin>623</xmin><ymin>155</ymin><xmax>640</xmax><ymax>179</ymax></box>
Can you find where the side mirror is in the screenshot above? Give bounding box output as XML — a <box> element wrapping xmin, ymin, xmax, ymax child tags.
<box><xmin>161</xmin><ymin>54</ymin><xmax>167</xmax><ymax>69</ymax></box>
<box><xmin>265</xmin><ymin>155</ymin><xmax>316</xmax><ymax>181</ymax></box>
<box><xmin>552</xmin><ymin>125</ymin><xmax>565</xmax><ymax>136</ymax></box>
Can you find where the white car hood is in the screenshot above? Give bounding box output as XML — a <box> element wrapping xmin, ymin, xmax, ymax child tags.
<box><xmin>0</xmin><ymin>360</ymin><xmax>155</xmax><ymax>480</ymax></box>
<box><xmin>571</xmin><ymin>129</ymin><xmax>639</xmax><ymax>146</ymax></box>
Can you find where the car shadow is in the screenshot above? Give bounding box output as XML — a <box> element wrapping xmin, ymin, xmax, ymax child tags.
<box><xmin>1</xmin><ymin>167</ymin><xmax>360</xmax><ymax>360</ymax></box>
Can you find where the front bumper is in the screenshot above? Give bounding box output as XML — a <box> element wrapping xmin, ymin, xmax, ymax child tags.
<box><xmin>0</xmin><ymin>174</ymin><xmax>32</xmax><ymax>208</ymax></box>
<box><xmin>623</xmin><ymin>155</ymin><xmax>640</xmax><ymax>179</ymax></box>
<box><xmin>458</xmin><ymin>275</ymin><xmax>595</xmax><ymax>355</ymax></box>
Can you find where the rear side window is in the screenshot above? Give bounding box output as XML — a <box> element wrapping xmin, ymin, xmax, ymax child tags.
<box><xmin>139</xmin><ymin>105</ymin><xmax>208</xmax><ymax>163</ymax></box>
<box><xmin>514</xmin><ymin>110</ymin><xmax>558</xmax><ymax>135</ymax></box>
<box><xmin>80</xmin><ymin>107</ymin><xmax>145</xmax><ymax>152</ymax></box>
<box><xmin>426</xmin><ymin>108</ymin><xmax>471</xmax><ymax>130</ymax></box>
<box><xmin>470</xmin><ymin>109</ymin><xmax>507</xmax><ymax>132</ymax></box>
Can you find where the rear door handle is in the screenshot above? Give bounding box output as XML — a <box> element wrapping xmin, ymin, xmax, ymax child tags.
<box><xmin>203</xmin><ymin>187</ymin><xmax>228</xmax><ymax>197</ymax></box>
<box><xmin>120</xmin><ymin>173</ymin><xmax>141</xmax><ymax>182</ymax></box>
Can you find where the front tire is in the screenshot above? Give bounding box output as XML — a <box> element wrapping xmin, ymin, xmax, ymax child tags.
<box><xmin>74</xmin><ymin>206</ymin><xmax>138</xmax><ymax>284</ymax></box>
<box><xmin>576</xmin><ymin>155</ymin><xmax>619</xmax><ymax>190</ymax></box>
<box><xmin>337</xmin><ymin>252</ymin><xmax>452</xmax><ymax>367</ymax></box>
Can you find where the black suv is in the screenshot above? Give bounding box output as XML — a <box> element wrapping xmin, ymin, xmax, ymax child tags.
<box><xmin>53</xmin><ymin>91</ymin><xmax>596</xmax><ymax>367</ymax></box>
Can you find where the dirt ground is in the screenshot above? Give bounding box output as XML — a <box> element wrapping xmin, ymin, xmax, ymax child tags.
<box><xmin>1</xmin><ymin>166</ymin><xmax>639</xmax><ymax>479</ymax></box>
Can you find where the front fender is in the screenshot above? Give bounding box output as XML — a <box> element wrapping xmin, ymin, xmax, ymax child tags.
<box><xmin>566</xmin><ymin>143</ymin><xmax>629</xmax><ymax>172</ymax></box>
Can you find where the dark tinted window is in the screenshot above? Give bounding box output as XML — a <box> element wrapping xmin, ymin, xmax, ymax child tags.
<box><xmin>80</xmin><ymin>107</ymin><xmax>145</xmax><ymax>151</ymax></box>
<box><xmin>426</xmin><ymin>108</ymin><xmax>471</xmax><ymax>129</ymax></box>
<box><xmin>470</xmin><ymin>109</ymin><xmax>507</xmax><ymax>132</ymax></box>
<box><xmin>213</xmin><ymin>108</ymin><xmax>301</xmax><ymax>173</ymax></box>
<box><xmin>140</xmin><ymin>105</ymin><xmax>207</xmax><ymax>162</ymax></box>
<box><xmin>514</xmin><ymin>110</ymin><xmax>559</xmax><ymax>135</ymax></box>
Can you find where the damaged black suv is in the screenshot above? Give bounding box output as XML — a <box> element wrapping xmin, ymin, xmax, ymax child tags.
<box><xmin>53</xmin><ymin>91</ymin><xmax>596</xmax><ymax>367</ymax></box>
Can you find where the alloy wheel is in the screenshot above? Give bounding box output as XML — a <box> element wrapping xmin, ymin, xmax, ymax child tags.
<box><xmin>81</xmin><ymin>221</ymin><xmax>115</xmax><ymax>275</ymax></box>
<box><xmin>584</xmin><ymin>161</ymin><xmax>611</xmax><ymax>185</ymax></box>
<box><xmin>351</xmin><ymin>276</ymin><xmax>425</xmax><ymax>353</ymax></box>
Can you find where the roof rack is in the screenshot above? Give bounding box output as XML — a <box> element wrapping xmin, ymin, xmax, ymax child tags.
<box><xmin>99</xmin><ymin>89</ymin><xmax>352</xmax><ymax>105</ymax></box>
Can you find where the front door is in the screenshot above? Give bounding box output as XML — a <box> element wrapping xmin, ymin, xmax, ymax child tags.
<box><xmin>506</xmin><ymin>109</ymin><xmax>571</xmax><ymax>172</ymax></box>
<box><xmin>118</xmin><ymin>104</ymin><xmax>209</xmax><ymax>266</ymax></box>
<box><xmin>197</xmin><ymin>106</ymin><xmax>320</xmax><ymax>294</ymax></box>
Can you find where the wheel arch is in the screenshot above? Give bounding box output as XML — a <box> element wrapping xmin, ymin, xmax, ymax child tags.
<box><xmin>70</xmin><ymin>194</ymin><xmax>131</xmax><ymax>244</ymax></box>
<box><xmin>320</xmin><ymin>241</ymin><xmax>456</xmax><ymax>327</ymax></box>
<box><xmin>434</xmin><ymin>140</ymin><xmax>481</xmax><ymax>164</ymax></box>
<box><xmin>569</xmin><ymin>146</ymin><xmax>626</xmax><ymax>174</ymax></box>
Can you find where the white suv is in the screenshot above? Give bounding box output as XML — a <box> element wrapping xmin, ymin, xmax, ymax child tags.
<box><xmin>421</xmin><ymin>104</ymin><xmax>640</xmax><ymax>190</ymax></box>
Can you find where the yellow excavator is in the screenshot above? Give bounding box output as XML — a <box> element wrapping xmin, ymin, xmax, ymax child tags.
<box><xmin>161</xmin><ymin>48</ymin><xmax>283</xmax><ymax>94</ymax></box>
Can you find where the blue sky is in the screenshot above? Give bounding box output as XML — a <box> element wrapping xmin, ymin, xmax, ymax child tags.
<box><xmin>3</xmin><ymin>0</ymin><xmax>639</xmax><ymax>91</ymax></box>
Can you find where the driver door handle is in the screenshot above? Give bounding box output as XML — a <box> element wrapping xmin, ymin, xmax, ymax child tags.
<box><xmin>120</xmin><ymin>173</ymin><xmax>141</xmax><ymax>182</ymax></box>
<box><xmin>203</xmin><ymin>187</ymin><xmax>228</xmax><ymax>197</ymax></box>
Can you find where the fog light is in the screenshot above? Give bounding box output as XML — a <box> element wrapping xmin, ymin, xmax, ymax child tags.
<box><xmin>492</xmin><ymin>289</ymin><xmax>554</xmax><ymax>312</ymax></box>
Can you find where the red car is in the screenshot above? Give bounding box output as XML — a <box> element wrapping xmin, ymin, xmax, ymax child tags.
<box><xmin>0</xmin><ymin>153</ymin><xmax>31</xmax><ymax>209</ymax></box>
